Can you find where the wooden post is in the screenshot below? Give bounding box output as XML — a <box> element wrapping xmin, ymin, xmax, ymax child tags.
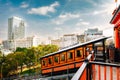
<box><xmin>104</xmin><ymin>66</ymin><xmax>106</xmax><ymax>80</ymax></box>
<box><xmin>102</xmin><ymin>40</ymin><xmax>106</xmax><ymax>62</ymax></box>
<box><xmin>114</xmin><ymin>27</ymin><xmax>120</xmax><ymax>48</ymax></box>
<box><xmin>98</xmin><ymin>65</ymin><xmax>101</xmax><ymax>80</ymax></box>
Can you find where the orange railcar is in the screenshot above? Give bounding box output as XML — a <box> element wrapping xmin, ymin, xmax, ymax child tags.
<box><xmin>40</xmin><ymin>37</ymin><xmax>109</xmax><ymax>77</ymax></box>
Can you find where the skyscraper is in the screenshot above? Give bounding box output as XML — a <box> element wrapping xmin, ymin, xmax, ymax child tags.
<box><xmin>8</xmin><ymin>16</ymin><xmax>25</xmax><ymax>41</ymax></box>
<box><xmin>6</xmin><ymin>16</ymin><xmax>40</xmax><ymax>51</ymax></box>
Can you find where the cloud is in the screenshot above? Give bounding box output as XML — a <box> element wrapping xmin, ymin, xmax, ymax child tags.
<box><xmin>28</xmin><ymin>1</ymin><xmax>59</xmax><ymax>16</ymax></box>
<box><xmin>20</xmin><ymin>2</ymin><xmax>29</xmax><ymax>8</ymax></box>
<box><xmin>85</xmin><ymin>0</ymin><xmax>97</xmax><ymax>6</ymax></box>
<box><xmin>52</xmin><ymin>13</ymin><xmax>80</xmax><ymax>25</ymax></box>
<box><xmin>93</xmin><ymin>3</ymin><xmax>115</xmax><ymax>15</ymax></box>
<box><xmin>59</xmin><ymin>13</ymin><xmax>80</xmax><ymax>19</ymax></box>
<box><xmin>54</xmin><ymin>27</ymin><xmax>62</xmax><ymax>31</ymax></box>
<box><xmin>76</xmin><ymin>21</ymin><xmax>90</xmax><ymax>26</ymax></box>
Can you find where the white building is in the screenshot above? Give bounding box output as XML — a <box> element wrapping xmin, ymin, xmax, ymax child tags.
<box><xmin>27</xmin><ymin>36</ymin><xmax>41</xmax><ymax>47</ymax></box>
<box><xmin>14</xmin><ymin>36</ymin><xmax>41</xmax><ymax>50</ymax></box>
<box><xmin>60</xmin><ymin>34</ymin><xmax>78</xmax><ymax>48</ymax></box>
<box><xmin>77</xmin><ymin>34</ymin><xmax>85</xmax><ymax>43</ymax></box>
<box><xmin>3</xmin><ymin>36</ymin><xmax>41</xmax><ymax>52</ymax></box>
<box><xmin>2</xmin><ymin>40</ymin><xmax>10</xmax><ymax>50</ymax></box>
<box><xmin>1</xmin><ymin>49</ymin><xmax>12</xmax><ymax>55</ymax></box>
<box><xmin>84</xmin><ymin>28</ymin><xmax>103</xmax><ymax>42</ymax></box>
<box><xmin>51</xmin><ymin>39</ymin><xmax>61</xmax><ymax>48</ymax></box>
<box><xmin>8</xmin><ymin>16</ymin><xmax>25</xmax><ymax>41</ymax></box>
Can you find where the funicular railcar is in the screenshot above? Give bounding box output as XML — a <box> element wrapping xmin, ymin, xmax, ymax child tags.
<box><xmin>40</xmin><ymin>37</ymin><xmax>109</xmax><ymax>80</ymax></box>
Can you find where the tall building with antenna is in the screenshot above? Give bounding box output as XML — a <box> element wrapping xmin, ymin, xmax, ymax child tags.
<box><xmin>8</xmin><ymin>16</ymin><xmax>25</xmax><ymax>41</ymax></box>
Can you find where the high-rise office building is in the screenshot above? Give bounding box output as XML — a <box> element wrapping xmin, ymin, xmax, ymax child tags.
<box><xmin>8</xmin><ymin>16</ymin><xmax>25</xmax><ymax>41</ymax></box>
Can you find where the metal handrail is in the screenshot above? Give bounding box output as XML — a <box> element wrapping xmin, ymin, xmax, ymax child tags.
<box><xmin>71</xmin><ymin>51</ymin><xmax>94</xmax><ymax>80</ymax></box>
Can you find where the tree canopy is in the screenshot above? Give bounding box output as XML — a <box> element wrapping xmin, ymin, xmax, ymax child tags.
<box><xmin>1</xmin><ymin>44</ymin><xmax>59</xmax><ymax>77</ymax></box>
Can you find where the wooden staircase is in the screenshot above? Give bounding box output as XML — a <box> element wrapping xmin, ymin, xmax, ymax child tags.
<box><xmin>94</xmin><ymin>44</ymin><xmax>106</xmax><ymax>62</ymax></box>
<box><xmin>95</xmin><ymin>51</ymin><xmax>105</xmax><ymax>62</ymax></box>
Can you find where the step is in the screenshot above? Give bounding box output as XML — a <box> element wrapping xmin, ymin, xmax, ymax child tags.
<box><xmin>94</xmin><ymin>58</ymin><xmax>105</xmax><ymax>62</ymax></box>
<box><xmin>96</xmin><ymin>51</ymin><xmax>104</xmax><ymax>54</ymax></box>
<box><xmin>95</xmin><ymin>53</ymin><xmax>104</xmax><ymax>56</ymax></box>
<box><xmin>95</xmin><ymin>54</ymin><xmax>104</xmax><ymax>58</ymax></box>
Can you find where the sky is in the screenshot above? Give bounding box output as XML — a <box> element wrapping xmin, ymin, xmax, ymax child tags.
<box><xmin>0</xmin><ymin>0</ymin><xmax>119</xmax><ymax>41</ymax></box>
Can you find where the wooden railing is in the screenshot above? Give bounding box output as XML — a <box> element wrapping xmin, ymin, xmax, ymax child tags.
<box><xmin>72</xmin><ymin>51</ymin><xmax>120</xmax><ymax>80</ymax></box>
<box><xmin>90</xmin><ymin>62</ymin><xmax>120</xmax><ymax>80</ymax></box>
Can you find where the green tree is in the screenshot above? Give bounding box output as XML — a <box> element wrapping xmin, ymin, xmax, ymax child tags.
<box><xmin>24</xmin><ymin>48</ymin><xmax>36</xmax><ymax>75</ymax></box>
<box><xmin>37</xmin><ymin>44</ymin><xmax>59</xmax><ymax>56</ymax></box>
<box><xmin>0</xmin><ymin>51</ymin><xmax>2</xmax><ymax>57</ymax></box>
<box><xmin>14</xmin><ymin>52</ymin><xmax>25</xmax><ymax>74</ymax></box>
<box><xmin>1</xmin><ymin>44</ymin><xmax>59</xmax><ymax>77</ymax></box>
<box><xmin>2</xmin><ymin>51</ymin><xmax>26</xmax><ymax>77</ymax></box>
<box><xmin>0</xmin><ymin>52</ymin><xmax>5</xmax><ymax>79</ymax></box>
<box><xmin>42</xmin><ymin>44</ymin><xmax>59</xmax><ymax>55</ymax></box>
<box><xmin>16</xmin><ymin>47</ymin><xmax>28</xmax><ymax>54</ymax></box>
<box><xmin>2</xmin><ymin>53</ymin><xmax>17</xmax><ymax>77</ymax></box>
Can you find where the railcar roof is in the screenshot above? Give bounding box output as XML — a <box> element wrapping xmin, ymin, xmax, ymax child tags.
<box><xmin>40</xmin><ymin>36</ymin><xmax>110</xmax><ymax>59</ymax></box>
<box><xmin>110</xmin><ymin>5</ymin><xmax>120</xmax><ymax>23</ymax></box>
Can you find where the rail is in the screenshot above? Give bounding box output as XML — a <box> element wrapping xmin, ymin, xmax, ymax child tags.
<box><xmin>71</xmin><ymin>50</ymin><xmax>94</xmax><ymax>80</ymax></box>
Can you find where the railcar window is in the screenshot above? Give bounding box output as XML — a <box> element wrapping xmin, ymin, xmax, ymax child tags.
<box><xmin>48</xmin><ymin>58</ymin><xmax>52</xmax><ymax>64</ymax></box>
<box><xmin>76</xmin><ymin>50</ymin><xmax>82</xmax><ymax>57</ymax></box>
<box><xmin>54</xmin><ymin>56</ymin><xmax>58</xmax><ymax>63</ymax></box>
<box><xmin>61</xmin><ymin>54</ymin><xmax>65</xmax><ymax>61</ymax></box>
<box><xmin>42</xmin><ymin>60</ymin><xmax>45</xmax><ymax>66</ymax></box>
<box><xmin>68</xmin><ymin>52</ymin><xmax>73</xmax><ymax>59</ymax></box>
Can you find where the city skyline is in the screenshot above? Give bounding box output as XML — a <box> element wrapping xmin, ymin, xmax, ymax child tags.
<box><xmin>0</xmin><ymin>0</ymin><xmax>118</xmax><ymax>41</ymax></box>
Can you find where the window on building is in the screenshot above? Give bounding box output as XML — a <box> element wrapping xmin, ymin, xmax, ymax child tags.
<box><xmin>68</xmin><ymin>52</ymin><xmax>73</xmax><ymax>59</ymax></box>
<box><xmin>48</xmin><ymin>58</ymin><xmax>52</xmax><ymax>64</ymax></box>
<box><xmin>76</xmin><ymin>50</ymin><xmax>82</xmax><ymax>57</ymax></box>
<box><xmin>61</xmin><ymin>54</ymin><xmax>65</xmax><ymax>61</ymax></box>
<box><xmin>54</xmin><ymin>56</ymin><xmax>59</xmax><ymax>63</ymax></box>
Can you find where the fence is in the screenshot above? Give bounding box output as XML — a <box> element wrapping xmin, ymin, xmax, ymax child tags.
<box><xmin>71</xmin><ymin>53</ymin><xmax>120</xmax><ymax>80</ymax></box>
<box><xmin>91</xmin><ymin>62</ymin><xmax>120</xmax><ymax>80</ymax></box>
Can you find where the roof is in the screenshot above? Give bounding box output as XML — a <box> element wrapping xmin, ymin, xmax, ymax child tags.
<box><xmin>63</xmin><ymin>34</ymin><xmax>76</xmax><ymax>36</ymax></box>
<box><xmin>43</xmin><ymin>73</ymin><xmax>74</xmax><ymax>79</ymax></box>
<box><xmin>110</xmin><ymin>5</ymin><xmax>120</xmax><ymax>24</ymax></box>
<box><xmin>40</xmin><ymin>36</ymin><xmax>110</xmax><ymax>59</ymax></box>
